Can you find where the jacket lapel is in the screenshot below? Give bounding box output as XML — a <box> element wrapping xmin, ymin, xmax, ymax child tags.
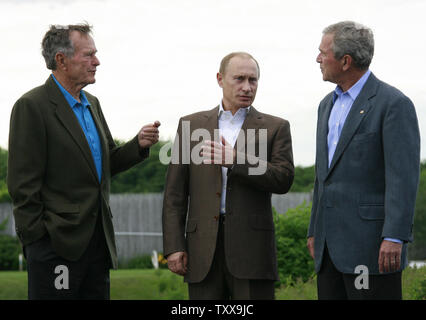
<box><xmin>326</xmin><ymin>73</ymin><xmax>378</xmax><ymax>178</ymax></box>
<box><xmin>203</xmin><ymin>106</ymin><xmax>222</xmax><ymax>194</ymax></box>
<box><xmin>238</xmin><ymin>106</ymin><xmax>263</xmax><ymax>153</ymax></box>
<box><xmin>45</xmin><ymin>77</ymin><xmax>99</xmax><ymax>183</ymax></box>
<box><xmin>85</xmin><ymin>99</ymin><xmax>109</xmax><ymax>185</ymax></box>
<box><xmin>317</xmin><ymin>94</ymin><xmax>334</xmax><ymax>180</ymax></box>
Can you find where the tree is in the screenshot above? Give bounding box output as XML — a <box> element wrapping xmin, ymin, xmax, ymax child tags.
<box><xmin>0</xmin><ymin>148</ymin><xmax>10</xmax><ymax>202</ymax></box>
<box><xmin>290</xmin><ymin>165</ymin><xmax>315</xmax><ymax>192</ymax></box>
<box><xmin>110</xmin><ymin>140</ymin><xmax>168</xmax><ymax>193</ymax></box>
<box><xmin>410</xmin><ymin>161</ymin><xmax>426</xmax><ymax>259</ymax></box>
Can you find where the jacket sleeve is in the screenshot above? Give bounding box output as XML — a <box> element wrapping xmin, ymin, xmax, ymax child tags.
<box><xmin>228</xmin><ymin>119</ymin><xmax>294</xmax><ymax>194</ymax></box>
<box><xmin>381</xmin><ymin>94</ymin><xmax>420</xmax><ymax>242</ymax></box>
<box><xmin>162</xmin><ymin>118</ymin><xmax>189</xmax><ymax>257</ymax></box>
<box><xmin>307</xmin><ymin>176</ymin><xmax>319</xmax><ymax>238</ymax></box>
<box><xmin>94</xmin><ymin>97</ymin><xmax>150</xmax><ymax>177</ymax></box>
<box><xmin>7</xmin><ymin>97</ymin><xmax>47</xmax><ymax>245</ymax></box>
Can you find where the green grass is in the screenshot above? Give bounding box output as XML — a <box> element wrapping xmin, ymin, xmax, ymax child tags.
<box><xmin>110</xmin><ymin>269</ymin><xmax>188</xmax><ymax>300</ymax></box>
<box><xmin>0</xmin><ymin>267</ymin><xmax>425</xmax><ymax>300</ymax></box>
<box><xmin>0</xmin><ymin>269</ymin><xmax>188</xmax><ymax>300</ymax></box>
<box><xmin>0</xmin><ymin>271</ymin><xmax>28</xmax><ymax>300</ymax></box>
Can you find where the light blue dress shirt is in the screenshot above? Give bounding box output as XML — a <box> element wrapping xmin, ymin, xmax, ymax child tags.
<box><xmin>327</xmin><ymin>70</ymin><xmax>401</xmax><ymax>244</ymax></box>
<box><xmin>52</xmin><ymin>74</ymin><xmax>103</xmax><ymax>182</ymax></box>
<box><xmin>327</xmin><ymin>70</ymin><xmax>371</xmax><ymax>167</ymax></box>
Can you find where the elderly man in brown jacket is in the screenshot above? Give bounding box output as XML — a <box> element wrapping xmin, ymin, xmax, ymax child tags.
<box><xmin>162</xmin><ymin>52</ymin><xmax>294</xmax><ymax>300</ymax></box>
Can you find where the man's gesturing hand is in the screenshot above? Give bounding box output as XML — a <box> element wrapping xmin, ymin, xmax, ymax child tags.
<box><xmin>378</xmin><ymin>240</ymin><xmax>402</xmax><ymax>273</ymax></box>
<box><xmin>138</xmin><ymin>121</ymin><xmax>161</xmax><ymax>149</ymax></box>
<box><xmin>201</xmin><ymin>136</ymin><xmax>235</xmax><ymax>168</ymax></box>
<box><xmin>167</xmin><ymin>251</ymin><xmax>188</xmax><ymax>276</ymax></box>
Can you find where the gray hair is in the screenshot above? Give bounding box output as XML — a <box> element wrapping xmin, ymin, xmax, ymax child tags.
<box><xmin>323</xmin><ymin>21</ymin><xmax>374</xmax><ymax>70</ymax></box>
<box><xmin>41</xmin><ymin>23</ymin><xmax>93</xmax><ymax>70</ymax></box>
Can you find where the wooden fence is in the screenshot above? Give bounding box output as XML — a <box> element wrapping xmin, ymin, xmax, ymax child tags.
<box><xmin>0</xmin><ymin>192</ymin><xmax>312</xmax><ymax>264</ymax></box>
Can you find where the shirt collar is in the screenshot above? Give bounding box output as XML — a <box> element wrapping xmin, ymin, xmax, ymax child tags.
<box><xmin>51</xmin><ymin>74</ymin><xmax>91</xmax><ymax>109</ymax></box>
<box><xmin>218</xmin><ymin>101</ymin><xmax>251</xmax><ymax>118</ymax></box>
<box><xmin>334</xmin><ymin>69</ymin><xmax>371</xmax><ymax>101</ymax></box>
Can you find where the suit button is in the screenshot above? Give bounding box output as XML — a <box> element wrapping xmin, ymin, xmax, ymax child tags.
<box><xmin>216</xmin><ymin>192</ymin><xmax>221</xmax><ymax>197</ymax></box>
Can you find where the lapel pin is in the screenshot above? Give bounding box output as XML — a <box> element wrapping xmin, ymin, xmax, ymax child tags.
<box><xmin>360</xmin><ymin>110</ymin><xmax>365</xmax><ymax>114</ymax></box>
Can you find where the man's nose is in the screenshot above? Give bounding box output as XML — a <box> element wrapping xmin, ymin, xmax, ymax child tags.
<box><xmin>242</xmin><ymin>79</ymin><xmax>251</xmax><ymax>91</ymax></box>
<box><xmin>316</xmin><ymin>53</ymin><xmax>321</xmax><ymax>63</ymax></box>
<box><xmin>93</xmin><ymin>55</ymin><xmax>100</xmax><ymax>66</ymax></box>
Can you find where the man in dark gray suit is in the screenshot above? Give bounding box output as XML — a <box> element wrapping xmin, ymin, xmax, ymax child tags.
<box><xmin>307</xmin><ymin>21</ymin><xmax>420</xmax><ymax>300</ymax></box>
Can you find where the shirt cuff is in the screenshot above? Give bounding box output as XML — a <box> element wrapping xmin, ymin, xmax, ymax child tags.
<box><xmin>384</xmin><ymin>237</ymin><xmax>403</xmax><ymax>244</ymax></box>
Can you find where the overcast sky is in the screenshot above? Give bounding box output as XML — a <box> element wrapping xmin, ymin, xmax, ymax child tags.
<box><xmin>1</xmin><ymin>0</ymin><xmax>425</xmax><ymax>166</ymax></box>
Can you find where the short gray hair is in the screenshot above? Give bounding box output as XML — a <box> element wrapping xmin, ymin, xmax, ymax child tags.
<box><xmin>41</xmin><ymin>23</ymin><xmax>93</xmax><ymax>70</ymax></box>
<box><xmin>323</xmin><ymin>21</ymin><xmax>374</xmax><ymax>70</ymax></box>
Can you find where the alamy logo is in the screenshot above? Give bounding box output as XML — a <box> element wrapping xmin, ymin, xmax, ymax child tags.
<box><xmin>54</xmin><ymin>265</ymin><xmax>69</xmax><ymax>290</ymax></box>
<box><xmin>354</xmin><ymin>265</ymin><xmax>369</xmax><ymax>290</ymax></box>
<box><xmin>158</xmin><ymin>120</ymin><xmax>268</xmax><ymax>175</ymax></box>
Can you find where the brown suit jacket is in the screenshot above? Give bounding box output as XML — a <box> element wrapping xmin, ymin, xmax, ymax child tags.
<box><xmin>7</xmin><ymin>76</ymin><xmax>148</xmax><ymax>268</ymax></box>
<box><xmin>162</xmin><ymin>106</ymin><xmax>294</xmax><ymax>283</ymax></box>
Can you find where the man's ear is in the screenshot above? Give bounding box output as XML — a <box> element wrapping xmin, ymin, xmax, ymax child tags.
<box><xmin>217</xmin><ymin>72</ymin><xmax>224</xmax><ymax>88</ymax></box>
<box><xmin>341</xmin><ymin>54</ymin><xmax>352</xmax><ymax>72</ymax></box>
<box><xmin>55</xmin><ymin>52</ymin><xmax>68</xmax><ymax>71</ymax></box>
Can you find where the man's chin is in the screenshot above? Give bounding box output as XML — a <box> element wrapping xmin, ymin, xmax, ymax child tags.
<box><xmin>237</xmin><ymin>100</ymin><xmax>254</xmax><ymax>108</ymax></box>
<box><xmin>84</xmin><ymin>78</ymin><xmax>96</xmax><ymax>86</ymax></box>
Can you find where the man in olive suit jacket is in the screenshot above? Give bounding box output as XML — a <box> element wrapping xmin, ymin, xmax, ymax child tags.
<box><xmin>307</xmin><ymin>21</ymin><xmax>420</xmax><ymax>300</ymax></box>
<box><xmin>162</xmin><ymin>52</ymin><xmax>294</xmax><ymax>299</ymax></box>
<box><xmin>7</xmin><ymin>23</ymin><xmax>160</xmax><ymax>299</ymax></box>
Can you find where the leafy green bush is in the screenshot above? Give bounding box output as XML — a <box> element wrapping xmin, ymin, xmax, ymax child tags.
<box><xmin>111</xmin><ymin>140</ymin><xmax>168</xmax><ymax>193</ymax></box>
<box><xmin>412</xmin><ymin>279</ymin><xmax>426</xmax><ymax>300</ymax></box>
<box><xmin>291</xmin><ymin>165</ymin><xmax>315</xmax><ymax>192</ymax></box>
<box><xmin>0</xmin><ymin>217</ymin><xmax>8</xmax><ymax>231</ymax></box>
<box><xmin>403</xmin><ymin>265</ymin><xmax>426</xmax><ymax>300</ymax></box>
<box><xmin>0</xmin><ymin>181</ymin><xmax>11</xmax><ymax>203</ymax></box>
<box><xmin>0</xmin><ymin>235</ymin><xmax>22</xmax><ymax>270</ymax></box>
<box><xmin>410</xmin><ymin>164</ymin><xmax>426</xmax><ymax>260</ymax></box>
<box><xmin>274</xmin><ymin>202</ymin><xmax>315</xmax><ymax>285</ymax></box>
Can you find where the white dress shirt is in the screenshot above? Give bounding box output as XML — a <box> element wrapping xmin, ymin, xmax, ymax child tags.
<box><xmin>218</xmin><ymin>102</ymin><xmax>250</xmax><ymax>214</ymax></box>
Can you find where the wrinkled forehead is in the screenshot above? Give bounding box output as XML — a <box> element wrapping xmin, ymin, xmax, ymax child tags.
<box><xmin>70</xmin><ymin>31</ymin><xmax>96</xmax><ymax>51</ymax></box>
<box><xmin>319</xmin><ymin>33</ymin><xmax>334</xmax><ymax>51</ymax></box>
<box><xmin>227</xmin><ymin>56</ymin><xmax>259</xmax><ymax>77</ymax></box>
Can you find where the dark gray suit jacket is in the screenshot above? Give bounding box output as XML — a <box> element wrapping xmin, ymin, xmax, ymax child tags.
<box><xmin>308</xmin><ymin>73</ymin><xmax>420</xmax><ymax>275</ymax></box>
